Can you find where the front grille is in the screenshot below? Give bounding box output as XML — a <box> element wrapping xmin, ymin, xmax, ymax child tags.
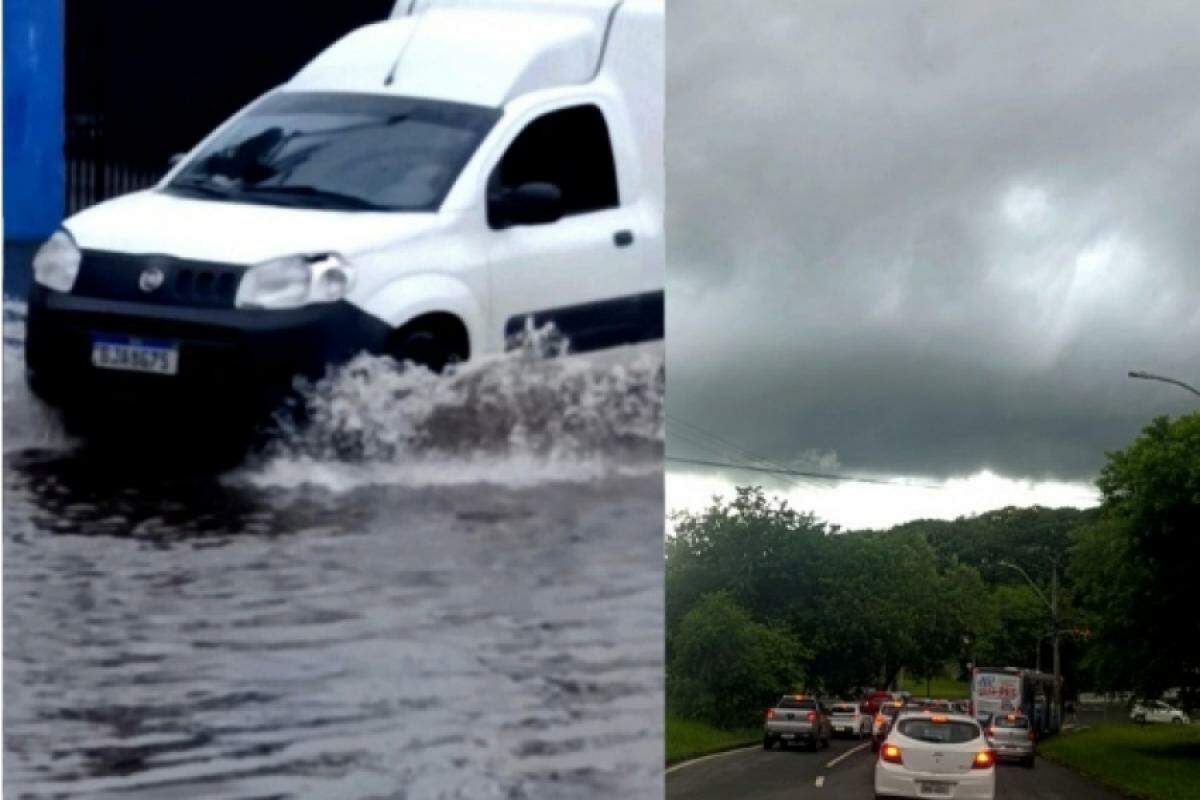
<box><xmin>74</xmin><ymin>250</ymin><xmax>244</xmax><ymax>309</ymax></box>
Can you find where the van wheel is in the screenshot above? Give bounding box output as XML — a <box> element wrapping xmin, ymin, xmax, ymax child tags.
<box><xmin>387</xmin><ymin>319</ymin><xmax>467</xmax><ymax>373</ymax></box>
<box><xmin>763</xmin><ymin>735</ymin><xmax>773</xmax><ymax>750</ymax></box>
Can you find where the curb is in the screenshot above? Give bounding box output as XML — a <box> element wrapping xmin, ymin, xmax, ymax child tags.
<box><xmin>665</xmin><ymin>740</ymin><xmax>760</xmax><ymax>773</ymax></box>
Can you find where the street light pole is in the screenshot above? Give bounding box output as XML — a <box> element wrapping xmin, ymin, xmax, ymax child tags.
<box><xmin>1000</xmin><ymin>559</ymin><xmax>1062</xmax><ymax>730</ymax></box>
<box><xmin>1128</xmin><ymin>370</ymin><xmax>1200</xmax><ymax>399</ymax></box>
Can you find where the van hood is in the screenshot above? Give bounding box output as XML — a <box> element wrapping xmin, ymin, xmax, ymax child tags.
<box><xmin>63</xmin><ymin>190</ymin><xmax>441</xmax><ymax>265</ymax></box>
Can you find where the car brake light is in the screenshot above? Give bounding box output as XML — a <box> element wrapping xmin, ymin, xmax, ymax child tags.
<box><xmin>881</xmin><ymin>743</ymin><xmax>902</xmax><ymax>764</ymax></box>
<box><xmin>874</xmin><ymin>714</ymin><xmax>885</xmax><ymax>725</ymax></box>
<box><xmin>765</xmin><ymin>708</ymin><xmax>774</xmax><ymax>720</ymax></box>
<box><xmin>972</xmin><ymin>750</ymin><xmax>995</xmax><ymax>769</ymax></box>
<box><xmin>931</xmin><ymin>714</ymin><xmax>948</xmax><ymax>723</ymax></box>
<box><xmin>806</xmin><ymin>711</ymin><xmax>816</xmax><ymax>721</ymax></box>
<box><xmin>1028</xmin><ymin>730</ymin><xmax>1037</xmax><ymax>741</ymax></box>
<box><xmin>987</xmin><ymin>726</ymin><xmax>995</xmax><ymax>736</ymax></box>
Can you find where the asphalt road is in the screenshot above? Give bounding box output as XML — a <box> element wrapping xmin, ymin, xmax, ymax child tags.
<box><xmin>667</xmin><ymin>736</ymin><xmax>1131</xmax><ymax>799</ymax></box>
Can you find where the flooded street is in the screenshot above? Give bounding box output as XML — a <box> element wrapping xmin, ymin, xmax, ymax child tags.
<box><xmin>3</xmin><ymin>303</ymin><xmax>664</xmax><ymax>799</ymax></box>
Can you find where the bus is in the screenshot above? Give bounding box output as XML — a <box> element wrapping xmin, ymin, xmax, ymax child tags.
<box><xmin>971</xmin><ymin>667</ymin><xmax>1059</xmax><ymax>737</ymax></box>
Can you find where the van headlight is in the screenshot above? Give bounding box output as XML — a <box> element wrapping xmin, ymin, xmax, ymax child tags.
<box><xmin>235</xmin><ymin>253</ymin><xmax>355</xmax><ymax>309</ymax></box>
<box><xmin>32</xmin><ymin>230</ymin><xmax>83</xmax><ymax>292</ymax></box>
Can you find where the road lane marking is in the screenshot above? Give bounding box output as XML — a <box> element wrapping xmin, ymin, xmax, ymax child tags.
<box><xmin>825</xmin><ymin>741</ymin><xmax>869</xmax><ymax>768</ymax></box>
<box><xmin>665</xmin><ymin>744</ymin><xmax>760</xmax><ymax>775</ymax></box>
<box><xmin>815</xmin><ymin>775</ymin><xmax>825</xmax><ymax>788</ymax></box>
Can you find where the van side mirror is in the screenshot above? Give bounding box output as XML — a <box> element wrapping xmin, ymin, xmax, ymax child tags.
<box><xmin>167</xmin><ymin>153</ymin><xmax>186</xmax><ymax>170</ymax></box>
<box><xmin>490</xmin><ymin>182</ymin><xmax>563</xmax><ymax>227</ymax></box>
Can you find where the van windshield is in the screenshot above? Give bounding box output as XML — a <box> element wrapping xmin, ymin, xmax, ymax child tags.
<box><xmin>167</xmin><ymin>92</ymin><xmax>500</xmax><ymax>212</ymax></box>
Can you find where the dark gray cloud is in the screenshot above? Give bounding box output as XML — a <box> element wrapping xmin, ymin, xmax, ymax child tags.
<box><xmin>667</xmin><ymin>0</ymin><xmax>1200</xmax><ymax>481</ymax></box>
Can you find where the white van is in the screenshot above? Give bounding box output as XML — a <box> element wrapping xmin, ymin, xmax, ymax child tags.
<box><xmin>26</xmin><ymin>0</ymin><xmax>663</xmax><ymax>420</ymax></box>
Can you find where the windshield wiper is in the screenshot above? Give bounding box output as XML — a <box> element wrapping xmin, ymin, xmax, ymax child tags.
<box><xmin>236</xmin><ymin>184</ymin><xmax>389</xmax><ymax>211</ymax></box>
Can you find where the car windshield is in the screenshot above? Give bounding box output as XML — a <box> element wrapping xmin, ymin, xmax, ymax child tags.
<box><xmin>777</xmin><ymin>697</ymin><xmax>816</xmax><ymax>709</ymax></box>
<box><xmin>993</xmin><ymin>716</ymin><xmax>1029</xmax><ymax>729</ymax></box>
<box><xmin>898</xmin><ymin>719</ymin><xmax>981</xmax><ymax>744</ymax></box>
<box><xmin>167</xmin><ymin>92</ymin><xmax>500</xmax><ymax>212</ymax></box>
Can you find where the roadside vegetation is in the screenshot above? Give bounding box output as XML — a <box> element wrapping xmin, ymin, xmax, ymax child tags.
<box><xmin>666</xmin><ymin>716</ymin><xmax>760</xmax><ymax>766</ymax></box>
<box><xmin>896</xmin><ymin>674</ymin><xmax>969</xmax><ymax>700</ymax></box>
<box><xmin>1039</xmin><ymin>723</ymin><xmax>1200</xmax><ymax>800</ymax></box>
<box><xmin>666</xmin><ymin>413</ymin><xmax>1200</xmax><ymax>769</ymax></box>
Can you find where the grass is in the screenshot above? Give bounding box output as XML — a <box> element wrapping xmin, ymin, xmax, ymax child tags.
<box><xmin>666</xmin><ymin>715</ymin><xmax>760</xmax><ymax>766</ymax></box>
<box><xmin>1038</xmin><ymin>723</ymin><xmax>1200</xmax><ymax>800</ymax></box>
<box><xmin>896</xmin><ymin>674</ymin><xmax>971</xmax><ymax>700</ymax></box>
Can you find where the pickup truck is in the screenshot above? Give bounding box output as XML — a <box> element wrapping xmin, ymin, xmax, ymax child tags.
<box><xmin>763</xmin><ymin>695</ymin><xmax>833</xmax><ymax>751</ymax></box>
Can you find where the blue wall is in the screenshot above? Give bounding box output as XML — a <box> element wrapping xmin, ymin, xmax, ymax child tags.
<box><xmin>4</xmin><ymin>0</ymin><xmax>64</xmax><ymax>240</ymax></box>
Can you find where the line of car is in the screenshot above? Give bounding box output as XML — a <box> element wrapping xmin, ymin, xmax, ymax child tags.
<box><xmin>762</xmin><ymin>693</ymin><xmax>1037</xmax><ymax>800</ymax></box>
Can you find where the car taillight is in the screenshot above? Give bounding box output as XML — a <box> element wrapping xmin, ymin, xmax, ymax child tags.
<box><xmin>986</xmin><ymin>726</ymin><xmax>995</xmax><ymax>736</ymax></box>
<box><xmin>807</xmin><ymin>711</ymin><xmax>816</xmax><ymax>722</ymax></box>
<box><xmin>972</xmin><ymin>750</ymin><xmax>995</xmax><ymax>769</ymax></box>
<box><xmin>874</xmin><ymin>715</ymin><xmax>885</xmax><ymax>726</ymax></box>
<box><xmin>1028</xmin><ymin>730</ymin><xmax>1037</xmax><ymax>741</ymax></box>
<box><xmin>881</xmin><ymin>743</ymin><xmax>902</xmax><ymax>764</ymax></box>
<box><xmin>765</xmin><ymin>708</ymin><xmax>775</xmax><ymax>720</ymax></box>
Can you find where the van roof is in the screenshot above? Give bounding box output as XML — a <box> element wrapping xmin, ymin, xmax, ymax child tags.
<box><xmin>287</xmin><ymin>3</ymin><xmax>624</xmax><ymax>108</ymax></box>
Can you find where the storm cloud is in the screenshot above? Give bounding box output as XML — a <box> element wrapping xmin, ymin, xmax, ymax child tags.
<box><xmin>667</xmin><ymin>0</ymin><xmax>1200</xmax><ymax>482</ymax></box>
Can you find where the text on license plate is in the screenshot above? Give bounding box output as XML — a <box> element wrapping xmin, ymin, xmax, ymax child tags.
<box><xmin>920</xmin><ymin>782</ymin><xmax>952</xmax><ymax>796</ymax></box>
<box><xmin>91</xmin><ymin>335</ymin><xmax>179</xmax><ymax>375</ymax></box>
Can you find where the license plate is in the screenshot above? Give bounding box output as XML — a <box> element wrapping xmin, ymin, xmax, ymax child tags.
<box><xmin>91</xmin><ymin>334</ymin><xmax>179</xmax><ymax>376</ymax></box>
<box><xmin>919</xmin><ymin>782</ymin><xmax>952</xmax><ymax>796</ymax></box>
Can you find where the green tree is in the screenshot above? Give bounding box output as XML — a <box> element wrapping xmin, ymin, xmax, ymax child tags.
<box><xmin>1072</xmin><ymin>413</ymin><xmax>1200</xmax><ymax>702</ymax></box>
<box><xmin>668</xmin><ymin>591</ymin><xmax>806</xmax><ymax>729</ymax></box>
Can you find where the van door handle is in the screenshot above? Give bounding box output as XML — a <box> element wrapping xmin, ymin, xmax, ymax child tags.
<box><xmin>613</xmin><ymin>229</ymin><xmax>634</xmax><ymax>247</ymax></box>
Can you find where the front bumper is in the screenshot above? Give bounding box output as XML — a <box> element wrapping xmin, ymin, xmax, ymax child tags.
<box><xmin>874</xmin><ymin>761</ymin><xmax>995</xmax><ymax>800</ymax></box>
<box><xmin>25</xmin><ymin>286</ymin><xmax>392</xmax><ymax>413</ymax></box>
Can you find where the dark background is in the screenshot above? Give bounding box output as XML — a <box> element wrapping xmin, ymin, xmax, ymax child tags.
<box><xmin>64</xmin><ymin>0</ymin><xmax>395</xmax><ymax>213</ymax></box>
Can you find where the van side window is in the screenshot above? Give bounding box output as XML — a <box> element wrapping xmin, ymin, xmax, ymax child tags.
<box><xmin>488</xmin><ymin>104</ymin><xmax>619</xmax><ymax>228</ymax></box>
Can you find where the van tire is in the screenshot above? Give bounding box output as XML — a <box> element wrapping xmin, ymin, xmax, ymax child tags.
<box><xmin>387</xmin><ymin>317</ymin><xmax>468</xmax><ymax>373</ymax></box>
<box><xmin>763</xmin><ymin>735</ymin><xmax>773</xmax><ymax>750</ymax></box>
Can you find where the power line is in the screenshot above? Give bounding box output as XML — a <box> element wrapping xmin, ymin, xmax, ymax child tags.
<box><xmin>666</xmin><ymin>415</ymin><xmax>826</xmax><ymax>489</ymax></box>
<box><xmin>666</xmin><ymin>414</ymin><xmax>831</xmax><ymax>488</ymax></box>
<box><xmin>665</xmin><ymin>454</ymin><xmax>942</xmax><ymax>490</ymax></box>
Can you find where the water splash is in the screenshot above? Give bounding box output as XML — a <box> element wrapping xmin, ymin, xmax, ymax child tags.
<box><xmin>1</xmin><ymin>300</ymin><xmax>663</xmax><ymax>484</ymax></box>
<box><xmin>248</xmin><ymin>324</ymin><xmax>663</xmax><ymax>489</ymax></box>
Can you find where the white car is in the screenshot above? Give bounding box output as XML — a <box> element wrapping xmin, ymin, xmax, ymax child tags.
<box><xmin>1130</xmin><ymin>701</ymin><xmax>1191</xmax><ymax>725</ymax></box>
<box><xmin>26</xmin><ymin>0</ymin><xmax>663</xmax><ymax>426</ymax></box>
<box><xmin>830</xmin><ymin>701</ymin><xmax>872</xmax><ymax>738</ymax></box>
<box><xmin>875</xmin><ymin>713</ymin><xmax>996</xmax><ymax>800</ymax></box>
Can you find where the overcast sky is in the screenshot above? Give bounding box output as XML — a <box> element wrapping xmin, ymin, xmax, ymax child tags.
<box><xmin>666</xmin><ymin>0</ymin><xmax>1200</xmax><ymax>529</ymax></box>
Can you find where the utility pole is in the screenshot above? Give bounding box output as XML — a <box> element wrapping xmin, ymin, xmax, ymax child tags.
<box><xmin>1051</xmin><ymin>564</ymin><xmax>1061</xmax><ymax>731</ymax></box>
<box><xmin>1000</xmin><ymin>558</ymin><xmax>1062</xmax><ymax>730</ymax></box>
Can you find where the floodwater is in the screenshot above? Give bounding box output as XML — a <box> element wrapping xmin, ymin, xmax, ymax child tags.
<box><xmin>3</xmin><ymin>301</ymin><xmax>664</xmax><ymax>799</ymax></box>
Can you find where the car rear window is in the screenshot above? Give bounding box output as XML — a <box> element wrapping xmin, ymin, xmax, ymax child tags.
<box><xmin>897</xmin><ymin>718</ymin><xmax>981</xmax><ymax>744</ymax></box>
<box><xmin>993</xmin><ymin>716</ymin><xmax>1029</xmax><ymax>729</ymax></box>
<box><xmin>880</xmin><ymin>705</ymin><xmax>903</xmax><ymax>718</ymax></box>
<box><xmin>831</xmin><ymin>704</ymin><xmax>858</xmax><ymax>714</ymax></box>
<box><xmin>777</xmin><ymin>697</ymin><xmax>816</xmax><ymax>709</ymax></box>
